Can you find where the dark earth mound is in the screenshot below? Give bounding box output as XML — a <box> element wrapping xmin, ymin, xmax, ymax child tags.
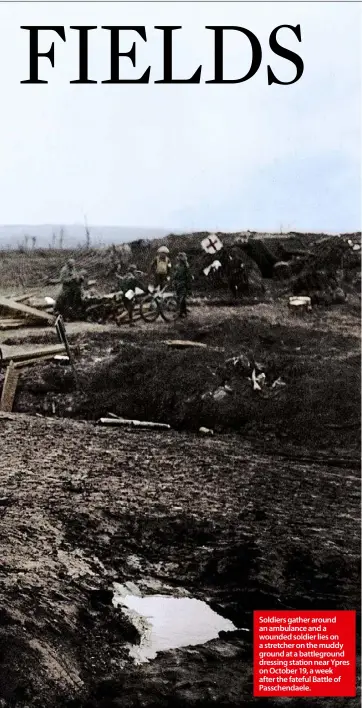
<box><xmin>13</xmin><ymin>314</ymin><xmax>361</xmax><ymax>453</ymax></box>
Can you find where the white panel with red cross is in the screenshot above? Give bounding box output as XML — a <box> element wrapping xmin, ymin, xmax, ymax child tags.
<box><xmin>201</xmin><ymin>234</ymin><xmax>223</xmax><ymax>254</ymax></box>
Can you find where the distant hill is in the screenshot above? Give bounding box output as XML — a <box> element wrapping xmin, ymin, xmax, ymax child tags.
<box><xmin>0</xmin><ymin>225</ymin><xmax>173</xmax><ymax>250</ymax></box>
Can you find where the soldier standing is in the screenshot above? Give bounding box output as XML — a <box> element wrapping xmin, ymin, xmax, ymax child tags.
<box><xmin>150</xmin><ymin>246</ymin><xmax>172</xmax><ymax>289</ymax></box>
<box><xmin>57</xmin><ymin>258</ymin><xmax>83</xmax><ymax>318</ymax></box>
<box><xmin>172</xmin><ymin>252</ymin><xmax>192</xmax><ymax>318</ymax></box>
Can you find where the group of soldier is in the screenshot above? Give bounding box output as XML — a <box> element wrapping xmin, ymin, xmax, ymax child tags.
<box><xmin>56</xmin><ymin>246</ymin><xmax>192</xmax><ymax>324</ymax></box>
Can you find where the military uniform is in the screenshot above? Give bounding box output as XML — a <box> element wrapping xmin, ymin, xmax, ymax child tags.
<box><xmin>117</xmin><ymin>266</ymin><xmax>144</xmax><ymax>324</ymax></box>
<box><xmin>151</xmin><ymin>254</ymin><xmax>172</xmax><ymax>289</ymax></box>
<box><xmin>172</xmin><ymin>254</ymin><xmax>192</xmax><ymax>317</ymax></box>
<box><xmin>57</xmin><ymin>262</ymin><xmax>83</xmax><ymax>318</ymax></box>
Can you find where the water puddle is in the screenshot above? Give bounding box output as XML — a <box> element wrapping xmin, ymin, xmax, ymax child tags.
<box><xmin>113</xmin><ymin>584</ymin><xmax>239</xmax><ymax>663</ymax></box>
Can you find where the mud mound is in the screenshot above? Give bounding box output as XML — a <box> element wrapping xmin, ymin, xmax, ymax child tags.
<box><xmin>291</xmin><ymin>235</ymin><xmax>361</xmax><ymax>301</ymax></box>
<box><xmin>311</xmin><ymin>235</ymin><xmax>356</xmax><ymax>269</ymax></box>
<box><xmin>15</xmin><ymin>321</ymin><xmax>361</xmax><ymax>452</ymax></box>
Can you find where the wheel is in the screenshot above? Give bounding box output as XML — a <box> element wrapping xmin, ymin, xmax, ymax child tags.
<box><xmin>160</xmin><ymin>295</ymin><xmax>179</xmax><ymax>322</ymax></box>
<box><xmin>140</xmin><ymin>295</ymin><xmax>160</xmax><ymax>322</ymax></box>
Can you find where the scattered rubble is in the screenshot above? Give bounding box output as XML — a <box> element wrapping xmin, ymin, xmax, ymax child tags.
<box><xmin>199</xmin><ymin>426</ymin><xmax>214</xmax><ymax>435</ymax></box>
<box><xmin>213</xmin><ymin>386</ymin><xmax>231</xmax><ymax>401</ymax></box>
<box><xmin>250</xmin><ymin>369</ymin><xmax>266</xmax><ymax>391</ymax></box>
<box><xmin>0</xmin><ymin>294</ymin><xmax>55</xmax><ymax>329</ymax></box>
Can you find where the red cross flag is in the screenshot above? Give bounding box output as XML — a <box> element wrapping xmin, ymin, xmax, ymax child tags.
<box><xmin>201</xmin><ymin>233</ymin><xmax>223</xmax><ymax>254</ymax></box>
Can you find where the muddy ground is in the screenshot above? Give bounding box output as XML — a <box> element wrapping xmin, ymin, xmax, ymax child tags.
<box><xmin>0</xmin><ymin>282</ymin><xmax>361</xmax><ymax>706</ymax></box>
<box><xmin>6</xmin><ymin>298</ymin><xmax>361</xmax><ymax>453</ymax></box>
<box><xmin>1</xmin><ymin>413</ymin><xmax>360</xmax><ymax>708</ymax></box>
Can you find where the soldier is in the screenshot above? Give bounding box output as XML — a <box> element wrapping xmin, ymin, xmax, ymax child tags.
<box><xmin>57</xmin><ymin>258</ymin><xmax>83</xmax><ymax>318</ymax></box>
<box><xmin>150</xmin><ymin>246</ymin><xmax>172</xmax><ymax>289</ymax></box>
<box><xmin>59</xmin><ymin>257</ymin><xmax>76</xmax><ymax>284</ymax></box>
<box><xmin>117</xmin><ymin>264</ymin><xmax>144</xmax><ymax>326</ymax></box>
<box><xmin>172</xmin><ymin>252</ymin><xmax>192</xmax><ymax>318</ymax></box>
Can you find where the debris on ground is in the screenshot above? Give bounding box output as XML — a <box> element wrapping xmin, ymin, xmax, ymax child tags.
<box><xmin>271</xmin><ymin>377</ymin><xmax>287</xmax><ymax>389</ymax></box>
<box><xmin>250</xmin><ymin>369</ymin><xmax>266</xmax><ymax>391</ymax></box>
<box><xmin>0</xmin><ymin>344</ymin><xmax>67</xmax><ymax>366</ymax></box>
<box><xmin>212</xmin><ymin>385</ymin><xmax>232</xmax><ymax>401</ymax></box>
<box><xmin>198</xmin><ymin>426</ymin><xmax>214</xmax><ymax>435</ymax></box>
<box><xmin>203</xmin><ymin>259</ymin><xmax>222</xmax><ymax>276</ymax></box>
<box><xmin>98</xmin><ymin>417</ymin><xmax>171</xmax><ymax>430</ymax></box>
<box><xmin>0</xmin><ymin>294</ymin><xmax>55</xmax><ymax>326</ymax></box>
<box><xmin>288</xmin><ymin>295</ymin><xmax>312</xmax><ymax>312</ymax></box>
<box><xmin>225</xmin><ymin>353</ymin><xmax>251</xmax><ymax>371</ymax></box>
<box><xmin>165</xmin><ymin>340</ymin><xmax>208</xmax><ymax>349</ymax></box>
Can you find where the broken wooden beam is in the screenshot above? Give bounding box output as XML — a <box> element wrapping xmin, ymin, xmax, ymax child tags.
<box><xmin>164</xmin><ymin>340</ymin><xmax>208</xmax><ymax>349</ymax></box>
<box><xmin>98</xmin><ymin>417</ymin><xmax>171</xmax><ymax>430</ymax></box>
<box><xmin>0</xmin><ymin>361</ymin><xmax>20</xmax><ymax>412</ymax></box>
<box><xmin>1</xmin><ymin>344</ymin><xmax>67</xmax><ymax>366</ymax></box>
<box><xmin>13</xmin><ymin>294</ymin><xmax>32</xmax><ymax>303</ymax></box>
<box><xmin>0</xmin><ymin>295</ymin><xmax>55</xmax><ymax>325</ymax></box>
<box><xmin>0</xmin><ymin>319</ymin><xmax>40</xmax><ymax>330</ymax></box>
<box><xmin>12</xmin><ymin>352</ymin><xmax>67</xmax><ymax>369</ymax></box>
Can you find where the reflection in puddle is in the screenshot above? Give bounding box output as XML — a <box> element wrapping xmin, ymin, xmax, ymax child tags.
<box><xmin>113</xmin><ymin>590</ymin><xmax>238</xmax><ymax>663</ymax></box>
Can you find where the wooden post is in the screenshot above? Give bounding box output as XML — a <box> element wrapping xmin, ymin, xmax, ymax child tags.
<box><xmin>0</xmin><ymin>361</ymin><xmax>20</xmax><ymax>412</ymax></box>
<box><xmin>55</xmin><ymin>315</ymin><xmax>79</xmax><ymax>387</ymax></box>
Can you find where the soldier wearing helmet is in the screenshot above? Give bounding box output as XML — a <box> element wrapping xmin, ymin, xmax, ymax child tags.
<box><xmin>172</xmin><ymin>252</ymin><xmax>192</xmax><ymax>318</ymax></box>
<box><xmin>150</xmin><ymin>246</ymin><xmax>172</xmax><ymax>289</ymax></box>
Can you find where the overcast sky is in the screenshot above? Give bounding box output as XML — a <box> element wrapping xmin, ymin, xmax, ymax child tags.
<box><xmin>0</xmin><ymin>1</ymin><xmax>360</xmax><ymax>232</ymax></box>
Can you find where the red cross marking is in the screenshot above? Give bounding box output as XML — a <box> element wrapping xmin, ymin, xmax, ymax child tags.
<box><xmin>206</xmin><ymin>237</ymin><xmax>219</xmax><ymax>250</ymax></box>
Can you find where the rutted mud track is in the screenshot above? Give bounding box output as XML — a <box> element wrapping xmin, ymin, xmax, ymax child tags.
<box><xmin>0</xmin><ymin>413</ymin><xmax>360</xmax><ymax>707</ymax></box>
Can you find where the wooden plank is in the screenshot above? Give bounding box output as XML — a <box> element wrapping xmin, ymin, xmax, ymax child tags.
<box><xmin>0</xmin><ymin>362</ymin><xmax>20</xmax><ymax>412</ymax></box>
<box><xmin>0</xmin><ymin>319</ymin><xmax>31</xmax><ymax>324</ymax></box>
<box><xmin>98</xmin><ymin>418</ymin><xmax>171</xmax><ymax>430</ymax></box>
<box><xmin>13</xmin><ymin>294</ymin><xmax>31</xmax><ymax>303</ymax></box>
<box><xmin>0</xmin><ymin>320</ymin><xmax>40</xmax><ymax>331</ymax></box>
<box><xmin>164</xmin><ymin>340</ymin><xmax>208</xmax><ymax>349</ymax></box>
<box><xmin>1</xmin><ymin>344</ymin><xmax>66</xmax><ymax>366</ymax></box>
<box><xmin>13</xmin><ymin>352</ymin><xmax>66</xmax><ymax>368</ymax></box>
<box><xmin>0</xmin><ymin>295</ymin><xmax>55</xmax><ymax>324</ymax></box>
<box><xmin>0</xmin><ymin>322</ymin><xmax>25</xmax><ymax>331</ymax></box>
